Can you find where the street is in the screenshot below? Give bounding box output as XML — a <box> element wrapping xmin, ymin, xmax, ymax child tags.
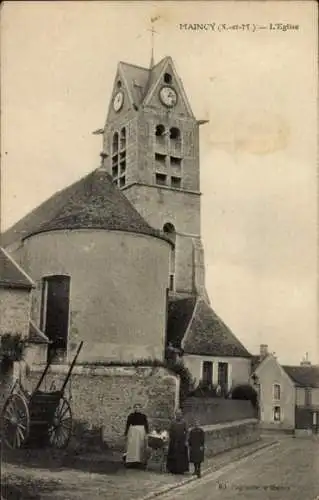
<box><xmin>157</xmin><ymin>437</ymin><xmax>319</xmax><ymax>500</ymax></box>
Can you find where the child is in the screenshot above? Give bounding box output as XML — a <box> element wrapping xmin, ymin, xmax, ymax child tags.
<box><xmin>188</xmin><ymin>419</ymin><xmax>205</xmax><ymax>478</ymax></box>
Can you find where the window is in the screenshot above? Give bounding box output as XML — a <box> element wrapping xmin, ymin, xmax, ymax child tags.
<box><xmin>170</xmin><ymin>156</ymin><xmax>182</xmax><ymax>167</ymax></box>
<box><xmin>218</xmin><ymin>362</ymin><xmax>228</xmax><ymax>391</ymax></box>
<box><xmin>305</xmin><ymin>388</ymin><xmax>312</xmax><ymax>406</ymax></box>
<box><xmin>120</xmin><ymin>127</ymin><xmax>126</xmax><ymax>150</ymax></box>
<box><xmin>273</xmin><ymin>406</ymin><xmax>281</xmax><ymax>422</ymax></box>
<box><xmin>117</xmin><ymin>80</ymin><xmax>122</xmax><ymax>88</ymax></box>
<box><xmin>202</xmin><ymin>361</ymin><xmax>213</xmax><ymax>385</ymax></box>
<box><xmin>112</xmin><ymin>132</ymin><xmax>119</xmax><ymax>154</ymax></box>
<box><xmin>164</xmin><ymin>72</ymin><xmax>172</xmax><ymax>84</ymax></box>
<box><xmin>155</xmin><ymin>153</ymin><xmax>166</xmax><ymax>165</ymax></box>
<box><xmin>169</xmin><ymin>274</ymin><xmax>175</xmax><ymax>291</ymax></box>
<box><xmin>155</xmin><ymin>124</ymin><xmax>166</xmax><ymax>137</ymax></box>
<box><xmin>171</xmin><ymin>176</ymin><xmax>181</xmax><ymax>189</ymax></box>
<box><xmin>163</xmin><ymin>223</ymin><xmax>176</xmax><ymax>284</ymax></box>
<box><xmin>273</xmin><ymin>384</ymin><xmax>281</xmax><ymax>401</ymax></box>
<box><xmin>40</xmin><ymin>275</ymin><xmax>70</xmax><ymax>361</ymax></box>
<box><xmin>112</xmin><ymin>128</ymin><xmax>127</xmax><ymax>186</ymax></box>
<box><xmin>155</xmin><ymin>173</ymin><xmax>167</xmax><ymax>186</ymax></box>
<box><xmin>170</xmin><ymin>127</ymin><xmax>180</xmax><ymax>140</ymax></box>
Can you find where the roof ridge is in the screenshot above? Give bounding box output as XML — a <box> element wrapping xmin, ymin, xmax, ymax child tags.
<box><xmin>119</xmin><ymin>61</ymin><xmax>150</xmax><ymax>72</ymax></box>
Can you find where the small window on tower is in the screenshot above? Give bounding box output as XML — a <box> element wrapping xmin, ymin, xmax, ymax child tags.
<box><xmin>170</xmin><ymin>128</ymin><xmax>180</xmax><ymax>140</ymax></box>
<box><xmin>156</xmin><ymin>173</ymin><xmax>167</xmax><ymax>186</ymax></box>
<box><xmin>155</xmin><ymin>125</ymin><xmax>166</xmax><ymax>137</ymax></box>
<box><xmin>171</xmin><ymin>176</ymin><xmax>181</xmax><ymax>189</ymax></box>
<box><xmin>120</xmin><ymin>127</ymin><xmax>126</xmax><ymax>150</ymax></box>
<box><xmin>164</xmin><ymin>73</ymin><xmax>172</xmax><ymax>84</ymax></box>
<box><xmin>120</xmin><ymin>160</ymin><xmax>126</xmax><ymax>174</ymax></box>
<box><xmin>117</xmin><ymin>80</ymin><xmax>122</xmax><ymax>88</ymax></box>
<box><xmin>155</xmin><ymin>153</ymin><xmax>166</xmax><ymax>165</ymax></box>
<box><xmin>119</xmin><ymin>176</ymin><xmax>126</xmax><ymax>188</ymax></box>
<box><xmin>170</xmin><ymin>156</ymin><xmax>182</xmax><ymax>167</ymax></box>
<box><xmin>112</xmin><ymin>132</ymin><xmax>119</xmax><ymax>154</ymax></box>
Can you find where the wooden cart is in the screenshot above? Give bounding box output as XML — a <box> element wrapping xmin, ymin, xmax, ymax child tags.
<box><xmin>0</xmin><ymin>341</ymin><xmax>83</xmax><ymax>450</ymax></box>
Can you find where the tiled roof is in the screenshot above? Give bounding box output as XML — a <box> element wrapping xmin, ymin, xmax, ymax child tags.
<box><xmin>282</xmin><ymin>365</ymin><xmax>319</xmax><ymax>388</ymax></box>
<box><xmin>2</xmin><ymin>169</ymin><xmax>171</xmax><ymax>245</ymax></box>
<box><xmin>0</xmin><ymin>247</ymin><xmax>34</xmax><ymax>289</ymax></box>
<box><xmin>167</xmin><ymin>296</ymin><xmax>251</xmax><ymax>358</ymax></box>
<box><xmin>167</xmin><ymin>296</ymin><xmax>197</xmax><ymax>347</ymax></box>
<box><xmin>28</xmin><ymin>321</ymin><xmax>50</xmax><ymax>344</ymax></box>
<box><xmin>183</xmin><ymin>298</ymin><xmax>252</xmax><ymax>358</ymax></box>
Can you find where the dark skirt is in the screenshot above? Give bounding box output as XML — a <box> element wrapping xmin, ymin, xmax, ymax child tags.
<box><xmin>166</xmin><ymin>442</ymin><xmax>189</xmax><ymax>474</ymax></box>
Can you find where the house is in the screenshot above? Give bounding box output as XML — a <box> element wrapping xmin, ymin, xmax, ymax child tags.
<box><xmin>282</xmin><ymin>360</ymin><xmax>319</xmax><ymax>435</ymax></box>
<box><xmin>167</xmin><ymin>296</ymin><xmax>252</xmax><ymax>393</ymax></box>
<box><xmin>250</xmin><ymin>345</ymin><xmax>295</xmax><ymax>431</ymax></box>
<box><xmin>0</xmin><ymin>247</ymin><xmax>49</xmax><ymax>406</ymax></box>
<box><xmin>251</xmin><ymin>345</ymin><xmax>319</xmax><ymax>435</ymax></box>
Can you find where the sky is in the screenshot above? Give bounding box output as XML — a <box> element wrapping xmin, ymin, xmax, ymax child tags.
<box><xmin>1</xmin><ymin>1</ymin><xmax>318</xmax><ymax>365</ymax></box>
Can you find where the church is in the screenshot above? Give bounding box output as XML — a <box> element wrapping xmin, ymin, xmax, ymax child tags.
<box><xmin>1</xmin><ymin>55</ymin><xmax>252</xmax><ymax>399</ymax></box>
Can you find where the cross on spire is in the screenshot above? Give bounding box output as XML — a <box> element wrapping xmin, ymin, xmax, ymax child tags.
<box><xmin>148</xmin><ymin>16</ymin><xmax>160</xmax><ymax>68</ymax></box>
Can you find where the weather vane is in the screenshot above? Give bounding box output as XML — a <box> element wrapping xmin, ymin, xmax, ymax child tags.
<box><xmin>148</xmin><ymin>16</ymin><xmax>160</xmax><ymax>68</ymax></box>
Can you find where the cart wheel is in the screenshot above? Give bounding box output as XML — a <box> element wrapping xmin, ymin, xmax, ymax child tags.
<box><xmin>1</xmin><ymin>393</ymin><xmax>30</xmax><ymax>449</ymax></box>
<box><xmin>48</xmin><ymin>397</ymin><xmax>72</xmax><ymax>449</ymax></box>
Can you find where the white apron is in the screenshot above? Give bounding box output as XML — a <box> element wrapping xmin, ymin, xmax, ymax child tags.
<box><xmin>126</xmin><ymin>425</ymin><xmax>147</xmax><ymax>464</ymax></box>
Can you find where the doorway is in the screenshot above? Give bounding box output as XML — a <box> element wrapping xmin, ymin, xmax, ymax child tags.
<box><xmin>40</xmin><ymin>275</ymin><xmax>70</xmax><ymax>361</ymax></box>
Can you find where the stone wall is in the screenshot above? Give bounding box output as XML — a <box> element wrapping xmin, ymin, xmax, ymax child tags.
<box><xmin>182</xmin><ymin>397</ymin><xmax>257</xmax><ymax>426</ymax></box>
<box><xmin>0</xmin><ymin>287</ymin><xmax>31</xmax><ymax>337</ymax></box>
<box><xmin>203</xmin><ymin>419</ymin><xmax>261</xmax><ymax>458</ymax></box>
<box><xmin>26</xmin><ymin>364</ymin><xmax>179</xmax><ymax>448</ymax></box>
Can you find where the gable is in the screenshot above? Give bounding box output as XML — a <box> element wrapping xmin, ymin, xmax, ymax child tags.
<box><xmin>254</xmin><ymin>355</ymin><xmax>294</xmax><ymax>387</ymax></box>
<box><xmin>143</xmin><ymin>57</ymin><xmax>194</xmax><ymax>118</ymax></box>
<box><xmin>105</xmin><ymin>63</ymin><xmax>139</xmax><ymax>125</ymax></box>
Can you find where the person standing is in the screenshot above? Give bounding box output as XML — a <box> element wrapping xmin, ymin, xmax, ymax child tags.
<box><xmin>188</xmin><ymin>419</ymin><xmax>205</xmax><ymax>478</ymax></box>
<box><xmin>124</xmin><ymin>403</ymin><xmax>149</xmax><ymax>469</ymax></box>
<box><xmin>166</xmin><ymin>409</ymin><xmax>189</xmax><ymax>474</ymax></box>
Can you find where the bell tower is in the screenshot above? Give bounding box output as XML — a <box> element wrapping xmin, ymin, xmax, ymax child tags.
<box><xmin>101</xmin><ymin>56</ymin><xmax>209</xmax><ymax>301</ymax></box>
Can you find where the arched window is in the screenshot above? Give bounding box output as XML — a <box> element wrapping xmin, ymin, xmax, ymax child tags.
<box><xmin>112</xmin><ymin>132</ymin><xmax>119</xmax><ymax>154</ymax></box>
<box><xmin>112</xmin><ymin>129</ymin><xmax>126</xmax><ymax>188</ymax></box>
<box><xmin>155</xmin><ymin>124</ymin><xmax>166</xmax><ymax>137</ymax></box>
<box><xmin>163</xmin><ymin>223</ymin><xmax>176</xmax><ymax>291</ymax></box>
<box><xmin>120</xmin><ymin>127</ymin><xmax>126</xmax><ymax>150</ymax></box>
<box><xmin>164</xmin><ymin>73</ymin><xmax>172</xmax><ymax>84</ymax></box>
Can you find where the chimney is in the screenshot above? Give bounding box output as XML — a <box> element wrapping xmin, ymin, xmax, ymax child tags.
<box><xmin>300</xmin><ymin>352</ymin><xmax>311</xmax><ymax>366</ymax></box>
<box><xmin>260</xmin><ymin>344</ymin><xmax>268</xmax><ymax>358</ymax></box>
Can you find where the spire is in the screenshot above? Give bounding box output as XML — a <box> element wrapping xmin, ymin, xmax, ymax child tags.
<box><xmin>149</xmin><ymin>16</ymin><xmax>160</xmax><ymax>69</ymax></box>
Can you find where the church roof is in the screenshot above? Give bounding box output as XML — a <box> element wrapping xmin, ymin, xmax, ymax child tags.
<box><xmin>167</xmin><ymin>296</ymin><xmax>251</xmax><ymax>358</ymax></box>
<box><xmin>282</xmin><ymin>365</ymin><xmax>319</xmax><ymax>388</ymax></box>
<box><xmin>167</xmin><ymin>296</ymin><xmax>197</xmax><ymax>347</ymax></box>
<box><xmin>0</xmin><ymin>247</ymin><xmax>34</xmax><ymax>289</ymax></box>
<box><xmin>2</xmin><ymin>169</ymin><xmax>171</xmax><ymax>245</ymax></box>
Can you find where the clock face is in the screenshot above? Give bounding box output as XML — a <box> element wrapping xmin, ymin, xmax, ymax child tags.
<box><xmin>113</xmin><ymin>91</ymin><xmax>124</xmax><ymax>112</ymax></box>
<box><xmin>159</xmin><ymin>86</ymin><xmax>177</xmax><ymax>108</ymax></box>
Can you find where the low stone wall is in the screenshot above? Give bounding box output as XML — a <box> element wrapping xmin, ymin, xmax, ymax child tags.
<box><xmin>26</xmin><ymin>364</ymin><xmax>179</xmax><ymax>448</ymax></box>
<box><xmin>203</xmin><ymin>418</ymin><xmax>261</xmax><ymax>457</ymax></box>
<box><xmin>182</xmin><ymin>397</ymin><xmax>257</xmax><ymax>426</ymax></box>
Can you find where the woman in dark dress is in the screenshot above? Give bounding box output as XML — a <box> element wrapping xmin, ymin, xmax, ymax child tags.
<box><xmin>124</xmin><ymin>403</ymin><xmax>149</xmax><ymax>469</ymax></box>
<box><xmin>166</xmin><ymin>409</ymin><xmax>189</xmax><ymax>474</ymax></box>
